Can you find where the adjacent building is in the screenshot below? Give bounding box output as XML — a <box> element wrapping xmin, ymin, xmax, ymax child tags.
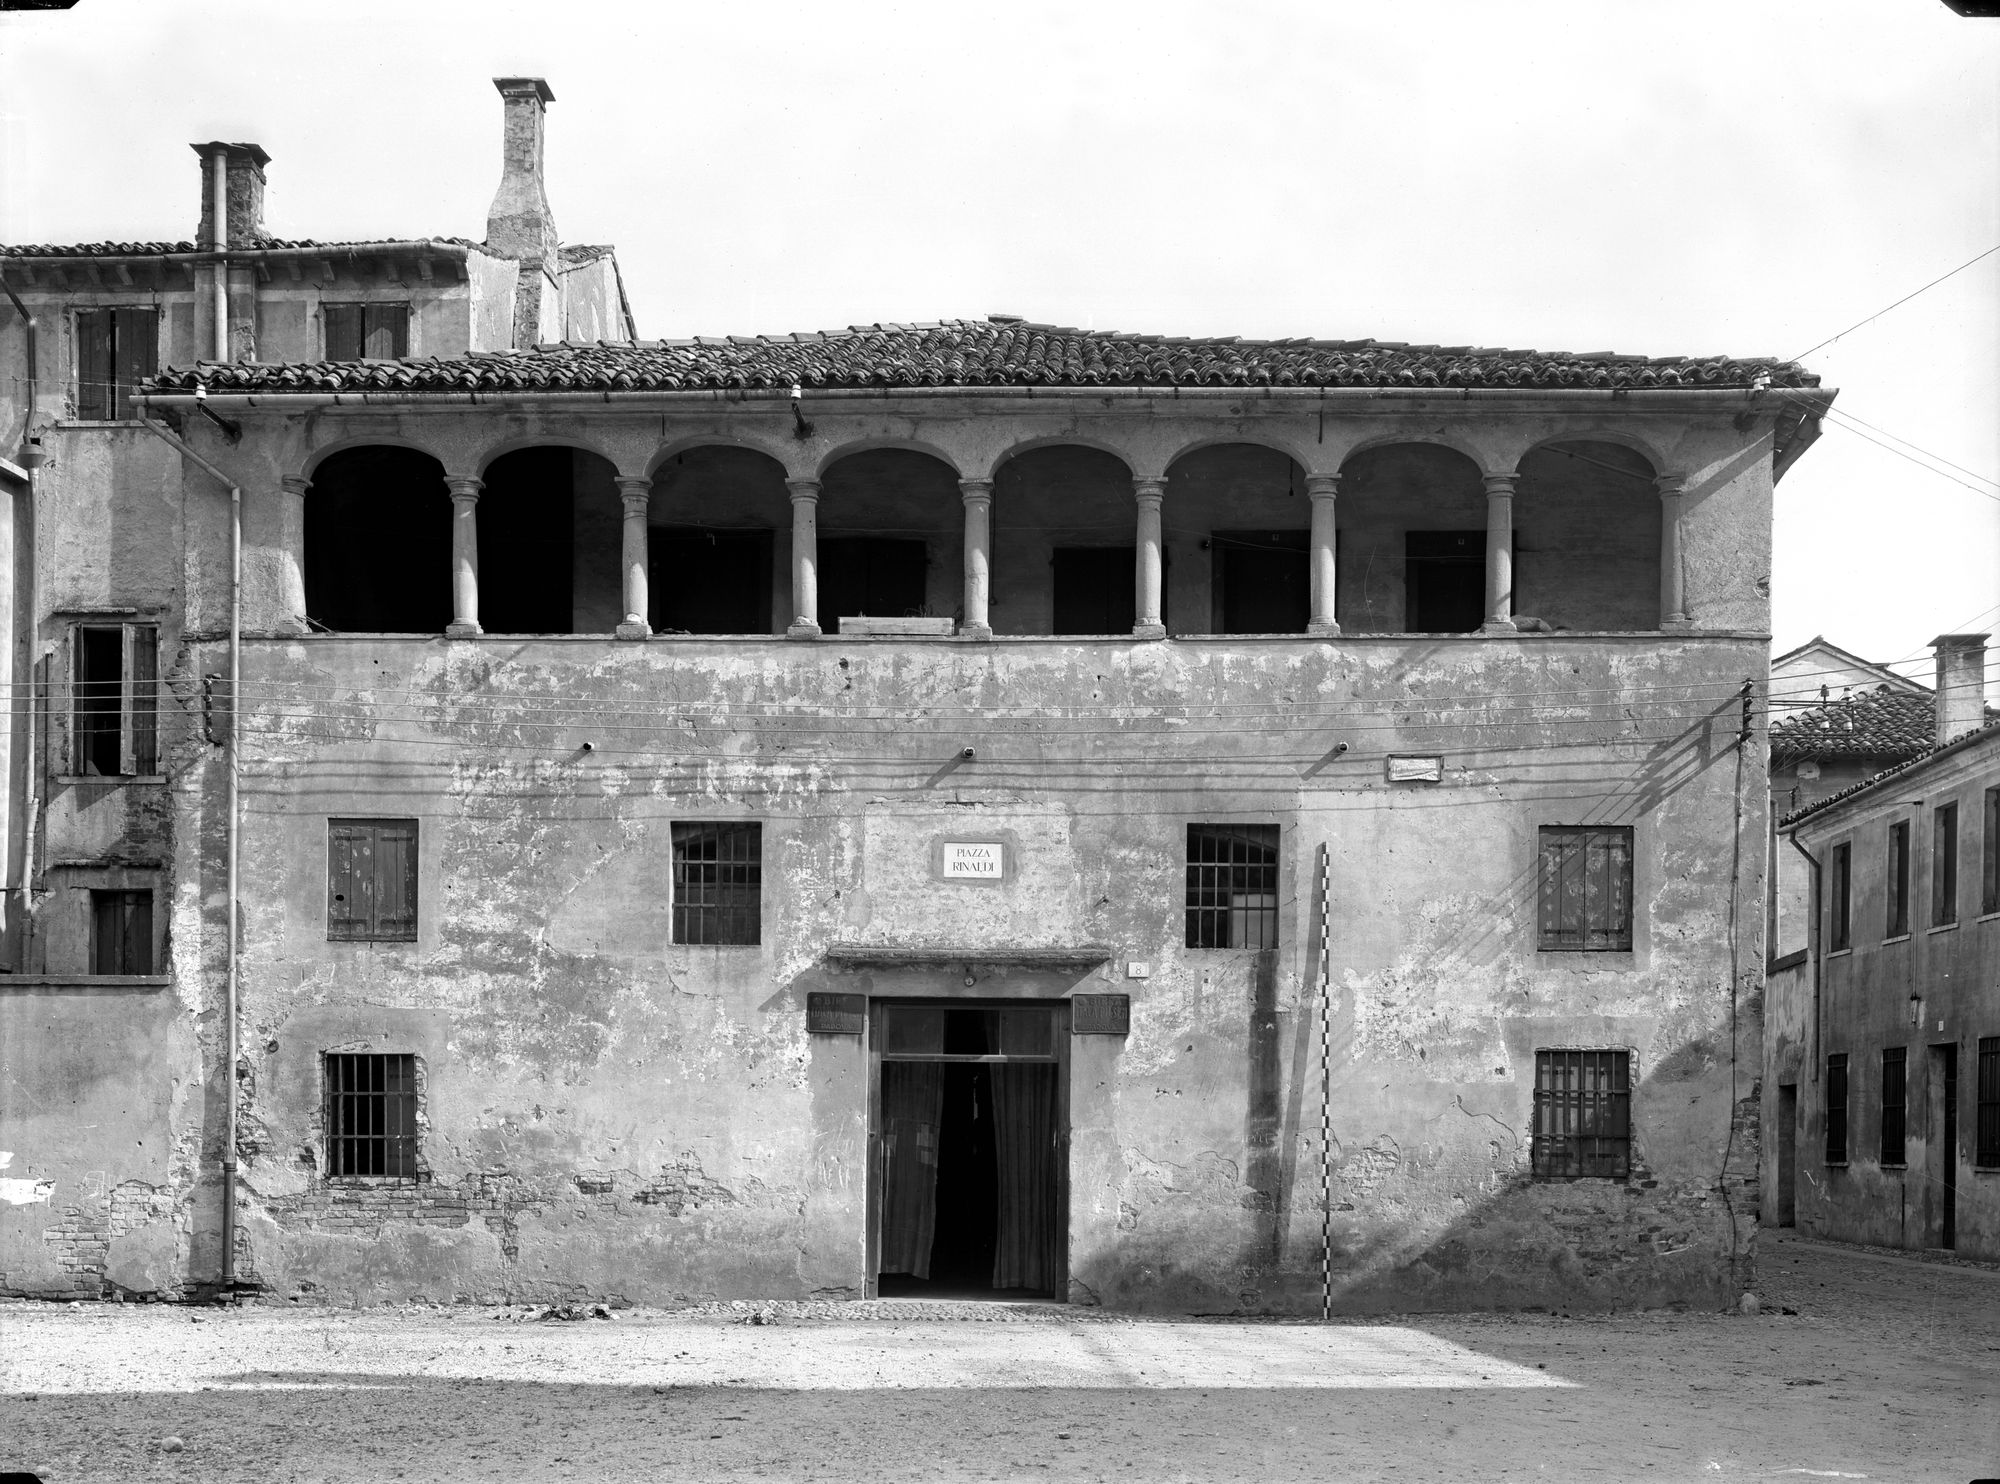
<box><xmin>1764</xmin><ymin>636</ymin><xmax>1997</xmax><ymax>1257</ymax></box>
<box><xmin>1</xmin><ymin>80</ymin><xmax>1833</xmax><ymax>1311</ymax></box>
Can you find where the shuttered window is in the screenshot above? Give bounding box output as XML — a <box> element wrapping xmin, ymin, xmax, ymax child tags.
<box><xmin>328</xmin><ymin>819</ymin><xmax>419</xmax><ymax>941</ymax></box>
<box><xmin>1531</xmin><ymin>1049</ymin><xmax>1632</xmax><ymax>1178</ymax></box>
<box><xmin>323</xmin><ymin>303</ymin><xmax>410</xmax><ymax>360</ymax></box>
<box><xmin>1977</xmin><ymin>1038</ymin><xmax>1999</xmax><ymax>1169</ymax></box>
<box><xmin>1982</xmin><ymin>787</ymin><xmax>1999</xmax><ymax>917</ymax></box>
<box><xmin>70</xmin><ymin>623</ymin><xmax>158</xmax><ymax>777</ymax></box>
<box><xmin>90</xmin><ymin>889</ymin><xmax>153</xmax><ymax>975</ymax></box>
<box><xmin>1886</xmin><ymin>821</ymin><xmax>1910</xmax><ymax>937</ymax></box>
<box><xmin>1932</xmin><ymin>802</ymin><xmax>1958</xmax><ymax>927</ymax></box>
<box><xmin>1880</xmin><ymin>1047</ymin><xmax>1906</xmax><ymax>1166</ymax></box>
<box><xmin>1537</xmin><ymin>825</ymin><xmax>1633</xmax><ymax>951</ymax></box>
<box><xmin>74</xmin><ymin>307</ymin><xmax>158</xmax><ymax>421</ymax></box>
<box><xmin>1825</xmin><ymin>1053</ymin><xmax>1849</xmax><ymax>1164</ymax></box>
<box><xmin>1829</xmin><ymin>842</ymin><xmax>1851</xmax><ymax>950</ymax></box>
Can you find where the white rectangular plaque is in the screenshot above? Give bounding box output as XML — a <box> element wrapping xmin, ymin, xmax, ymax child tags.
<box><xmin>1386</xmin><ymin>754</ymin><xmax>1444</xmax><ymax>783</ymax></box>
<box><xmin>940</xmin><ymin>841</ymin><xmax>1005</xmax><ymax>880</ymax></box>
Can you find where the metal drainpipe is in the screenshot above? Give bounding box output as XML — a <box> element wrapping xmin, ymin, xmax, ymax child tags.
<box><xmin>210</xmin><ymin>148</ymin><xmax>229</xmax><ymax>362</ymax></box>
<box><xmin>1</xmin><ymin>271</ymin><xmax>40</xmax><ymax>969</ymax></box>
<box><xmin>136</xmin><ymin>412</ymin><xmax>240</xmax><ymax>1291</ymax></box>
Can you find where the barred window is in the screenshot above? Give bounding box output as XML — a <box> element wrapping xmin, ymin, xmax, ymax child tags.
<box><xmin>71</xmin><ymin>623</ymin><xmax>157</xmax><ymax>777</ymax></box>
<box><xmin>325</xmin><ymin>1053</ymin><xmax>418</xmax><ymax>1178</ymax></box>
<box><xmin>328</xmin><ymin>819</ymin><xmax>418</xmax><ymax>942</ymax></box>
<box><xmin>1825</xmin><ymin>1053</ymin><xmax>1849</xmax><ymax>1164</ymax></box>
<box><xmin>672</xmin><ymin>822</ymin><xmax>762</xmax><ymax>945</ymax></box>
<box><xmin>1185</xmin><ymin>823</ymin><xmax>1279</xmax><ymax>949</ymax></box>
<box><xmin>1537</xmin><ymin>826</ymin><xmax>1632</xmax><ymax>951</ymax></box>
<box><xmin>1531</xmin><ymin>1049</ymin><xmax>1631</xmax><ymax>1179</ymax></box>
<box><xmin>1880</xmin><ymin>1047</ymin><xmax>1906</xmax><ymax>1166</ymax></box>
<box><xmin>1829</xmin><ymin>842</ymin><xmax>1851</xmax><ymax>951</ymax></box>
<box><xmin>1932</xmin><ymin>802</ymin><xmax>1958</xmax><ymax>927</ymax></box>
<box><xmin>1976</xmin><ymin>1037</ymin><xmax>2000</xmax><ymax>1169</ymax></box>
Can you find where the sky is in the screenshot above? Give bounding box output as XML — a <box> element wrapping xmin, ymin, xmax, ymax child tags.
<box><xmin>2</xmin><ymin>0</ymin><xmax>1996</xmax><ymax>688</ymax></box>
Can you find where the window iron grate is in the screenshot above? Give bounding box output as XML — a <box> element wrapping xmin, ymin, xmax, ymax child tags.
<box><xmin>325</xmin><ymin>1053</ymin><xmax>419</xmax><ymax>1178</ymax></box>
<box><xmin>1531</xmin><ymin>1049</ymin><xmax>1632</xmax><ymax>1178</ymax></box>
<box><xmin>1185</xmin><ymin>823</ymin><xmax>1279</xmax><ymax>949</ymax></box>
<box><xmin>672</xmin><ymin>821</ymin><xmax>762</xmax><ymax>945</ymax></box>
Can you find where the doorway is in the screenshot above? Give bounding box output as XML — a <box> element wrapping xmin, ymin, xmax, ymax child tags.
<box><xmin>1931</xmin><ymin>1044</ymin><xmax>1958</xmax><ymax>1250</ymax></box>
<box><xmin>871</xmin><ymin>1000</ymin><xmax>1068</xmax><ymax>1300</ymax></box>
<box><xmin>1777</xmin><ymin>1083</ymin><xmax>1798</xmax><ymax>1226</ymax></box>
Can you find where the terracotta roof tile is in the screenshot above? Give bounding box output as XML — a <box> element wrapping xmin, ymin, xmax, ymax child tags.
<box><xmin>1779</xmin><ymin>715</ymin><xmax>2000</xmax><ymax>829</ymax></box>
<box><xmin>1</xmin><ymin>236</ymin><xmax>483</xmax><ymax>258</ymax></box>
<box><xmin>141</xmin><ymin>319</ymin><xmax>1820</xmax><ymax>396</ymax></box>
<box><xmin>1768</xmin><ymin>687</ymin><xmax>1934</xmax><ymax>765</ymax></box>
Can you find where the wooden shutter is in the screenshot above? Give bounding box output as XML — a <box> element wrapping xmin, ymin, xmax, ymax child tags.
<box><xmin>324</xmin><ymin>304</ymin><xmax>361</xmax><ymax>360</ymax></box>
<box><xmin>112</xmin><ymin>308</ymin><xmax>157</xmax><ymax>417</ymax></box>
<box><xmin>362</xmin><ymin>304</ymin><xmax>409</xmax><ymax>359</ymax></box>
<box><xmin>75</xmin><ymin>309</ymin><xmax>112</xmax><ymax>419</ymax></box>
<box><xmin>1539</xmin><ymin>827</ymin><xmax>1632</xmax><ymax>950</ymax></box>
<box><xmin>373</xmin><ymin>820</ymin><xmax>418</xmax><ymax>940</ymax></box>
<box><xmin>126</xmin><ymin>626</ymin><xmax>158</xmax><ymax>775</ymax></box>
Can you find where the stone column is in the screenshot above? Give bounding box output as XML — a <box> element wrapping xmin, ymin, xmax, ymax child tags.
<box><xmin>786</xmin><ymin>478</ymin><xmax>822</xmax><ymax>638</ymax></box>
<box><xmin>277</xmin><ymin>476</ymin><xmax>311</xmax><ymax>633</ymax></box>
<box><xmin>1132</xmin><ymin>478</ymin><xmax>1167</xmax><ymax>639</ymax></box>
<box><xmin>1305</xmin><ymin>474</ymin><xmax>1341</xmax><ymax>636</ymax></box>
<box><xmin>960</xmin><ymin>479</ymin><xmax>993</xmax><ymax>638</ymax></box>
<box><xmin>1657</xmin><ymin>473</ymin><xmax>1689</xmax><ymax>629</ymax></box>
<box><xmin>444</xmin><ymin>475</ymin><xmax>483</xmax><ymax>637</ymax></box>
<box><xmin>615</xmin><ymin>476</ymin><xmax>652</xmax><ymax>640</ymax></box>
<box><xmin>1481</xmin><ymin>472</ymin><xmax>1517</xmax><ymax>633</ymax></box>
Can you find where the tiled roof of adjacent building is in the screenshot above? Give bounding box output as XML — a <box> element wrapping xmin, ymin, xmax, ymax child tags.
<box><xmin>1779</xmin><ymin>714</ymin><xmax>2000</xmax><ymax>828</ymax></box>
<box><xmin>142</xmin><ymin>319</ymin><xmax>1821</xmax><ymax>395</ymax></box>
<box><xmin>1</xmin><ymin>236</ymin><xmax>484</xmax><ymax>257</ymax></box>
<box><xmin>1768</xmin><ymin>687</ymin><xmax>1936</xmax><ymax>765</ymax></box>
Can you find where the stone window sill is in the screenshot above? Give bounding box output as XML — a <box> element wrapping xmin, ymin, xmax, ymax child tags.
<box><xmin>1827</xmin><ymin>946</ymin><xmax>1853</xmax><ymax>957</ymax></box>
<box><xmin>1928</xmin><ymin>922</ymin><xmax>1959</xmax><ymax>935</ymax></box>
<box><xmin>0</xmin><ymin>974</ymin><xmax>169</xmax><ymax>990</ymax></box>
<box><xmin>54</xmin><ymin>774</ymin><xmax>168</xmax><ymax>786</ymax></box>
<box><xmin>1977</xmin><ymin>911</ymin><xmax>2000</xmax><ymax>924</ymax></box>
<box><xmin>1881</xmin><ymin>1163</ymin><xmax>1907</xmax><ymax>1171</ymax></box>
<box><xmin>1881</xmin><ymin>935</ymin><xmax>1910</xmax><ymax>947</ymax></box>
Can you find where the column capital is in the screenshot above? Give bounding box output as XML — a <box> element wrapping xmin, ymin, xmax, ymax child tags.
<box><xmin>1303</xmin><ymin>473</ymin><xmax>1341</xmax><ymax>500</ymax></box>
<box><xmin>444</xmin><ymin>474</ymin><xmax>484</xmax><ymax>503</ymax></box>
<box><xmin>280</xmin><ymin>475</ymin><xmax>312</xmax><ymax>498</ymax></box>
<box><xmin>1132</xmin><ymin>476</ymin><xmax>1167</xmax><ymax>505</ymax></box>
<box><xmin>787</xmin><ymin>477</ymin><xmax>823</xmax><ymax>503</ymax></box>
<box><xmin>1481</xmin><ymin>471</ymin><xmax>1519</xmax><ymax>496</ymax></box>
<box><xmin>614</xmin><ymin>473</ymin><xmax>652</xmax><ymax>496</ymax></box>
<box><xmin>958</xmin><ymin>478</ymin><xmax>993</xmax><ymax>503</ymax></box>
<box><xmin>1655</xmin><ymin>472</ymin><xmax>1688</xmax><ymax>499</ymax></box>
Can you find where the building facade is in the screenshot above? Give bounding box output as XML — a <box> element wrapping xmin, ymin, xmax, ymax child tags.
<box><xmin>1</xmin><ymin>81</ymin><xmax>1832</xmax><ymax>1312</ymax></box>
<box><xmin>1765</xmin><ymin>639</ymin><xmax>1998</xmax><ymax>1259</ymax></box>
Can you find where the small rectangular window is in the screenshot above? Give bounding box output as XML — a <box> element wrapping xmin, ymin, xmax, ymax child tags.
<box><xmin>1829</xmin><ymin>842</ymin><xmax>1850</xmax><ymax>951</ymax></box>
<box><xmin>1982</xmin><ymin>787</ymin><xmax>1998</xmax><ymax>916</ymax></box>
<box><xmin>1932</xmin><ymin>802</ymin><xmax>1959</xmax><ymax>926</ymax></box>
<box><xmin>1185</xmin><ymin>823</ymin><xmax>1280</xmax><ymax>949</ymax></box>
<box><xmin>1532</xmin><ymin>1049</ymin><xmax>1632</xmax><ymax>1179</ymax></box>
<box><xmin>671</xmin><ymin>822</ymin><xmax>762</xmax><ymax>945</ymax></box>
<box><xmin>325</xmin><ymin>1053</ymin><xmax>419</xmax><ymax>1178</ymax></box>
<box><xmin>323</xmin><ymin>303</ymin><xmax>410</xmax><ymax>360</ymax></box>
<box><xmin>1880</xmin><ymin>1047</ymin><xmax>1906</xmax><ymax>1166</ymax></box>
<box><xmin>1977</xmin><ymin>1037</ymin><xmax>1999</xmax><ymax>1169</ymax></box>
<box><xmin>90</xmin><ymin>889</ymin><xmax>153</xmax><ymax>975</ymax></box>
<box><xmin>73</xmin><ymin>307</ymin><xmax>158</xmax><ymax>420</ymax></box>
<box><xmin>328</xmin><ymin>819</ymin><xmax>419</xmax><ymax>941</ymax></box>
<box><xmin>1886</xmin><ymin>822</ymin><xmax>1910</xmax><ymax>938</ymax></box>
<box><xmin>1537</xmin><ymin>825</ymin><xmax>1633</xmax><ymax>951</ymax></box>
<box><xmin>70</xmin><ymin>623</ymin><xmax>158</xmax><ymax>776</ymax></box>
<box><xmin>1825</xmin><ymin>1053</ymin><xmax>1849</xmax><ymax>1164</ymax></box>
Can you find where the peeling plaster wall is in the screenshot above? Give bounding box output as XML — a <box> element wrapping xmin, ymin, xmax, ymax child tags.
<box><xmin>117</xmin><ymin>632</ymin><xmax>1770</xmax><ymax>1311</ymax></box>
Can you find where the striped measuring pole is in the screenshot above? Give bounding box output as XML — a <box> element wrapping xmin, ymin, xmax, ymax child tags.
<box><xmin>1316</xmin><ymin>840</ymin><xmax>1334</xmax><ymax>1323</ymax></box>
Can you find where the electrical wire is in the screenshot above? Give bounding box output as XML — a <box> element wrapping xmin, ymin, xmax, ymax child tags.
<box><xmin>1789</xmin><ymin>243</ymin><xmax>2000</xmax><ymax>362</ymax></box>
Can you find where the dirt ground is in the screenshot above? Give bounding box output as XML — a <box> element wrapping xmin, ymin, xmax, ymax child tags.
<box><xmin>1</xmin><ymin>1230</ymin><xmax>1996</xmax><ymax>1484</ymax></box>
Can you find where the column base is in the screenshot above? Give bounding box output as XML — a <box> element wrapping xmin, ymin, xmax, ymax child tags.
<box><xmin>1659</xmin><ymin>616</ymin><xmax>1695</xmax><ymax>632</ymax></box>
<box><xmin>1480</xmin><ymin>619</ymin><xmax>1518</xmax><ymax>634</ymax></box>
<box><xmin>615</xmin><ymin>620</ymin><xmax>651</xmax><ymax>641</ymax></box>
<box><xmin>1131</xmin><ymin>623</ymin><xmax>1168</xmax><ymax>641</ymax></box>
<box><xmin>1307</xmin><ymin>620</ymin><xmax>1342</xmax><ymax>638</ymax></box>
<box><xmin>786</xmin><ymin>621</ymin><xmax>823</xmax><ymax>640</ymax></box>
<box><xmin>959</xmin><ymin>623</ymin><xmax>993</xmax><ymax>640</ymax></box>
<box><xmin>445</xmin><ymin>622</ymin><xmax>483</xmax><ymax>638</ymax></box>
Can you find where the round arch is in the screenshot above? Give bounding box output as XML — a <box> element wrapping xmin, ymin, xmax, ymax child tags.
<box><xmin>647</xmin><ymin>433</ymin><xmax>798</xmax><ymax>482</ymax></box>
<box><xmin>1512</xmin><ymin>432</ymin><xmax>1665</xmax><ymax>481</ymax></box>
<box><xmin>1335</xmin><ymin>431</ymin><xmax>1489</xmax><ymax>475</ymax></box>
<box><xmin>814</xmin><ymin>436</ymin><xmax>964</xmax><ymax>481</ymax></box>
<box><xmin>301</xmin><ymin>433</ymin><xmax>447</xmax><ymax>484</ymax></box>
<box><xmin>1160</xmin><ymin>431</ymin><xmax>1315</xmax><ymax>477</ymax></box>
<box><xmin>475</xmin><ymin>433</ymin><xmax>619</xmax><ymax>478</ymax></box>
<box><xmin>990</xmin><ymin>434</ymin><xmax>1135</xmax><ymax>480</ymax></box>
<box><xmin>304</xmin><ymin>444</ymin><xmax>451</xmax><ymax>633</ymax></box>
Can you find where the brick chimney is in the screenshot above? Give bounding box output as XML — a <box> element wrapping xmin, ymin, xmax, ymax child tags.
<box><xmin>191</xmin><ymin>142</ymin><xmax>270</xmax><ymax>247</ymax></box>
<box><xmin>1931</xmin><ymin>633</ymin><xmax>1989</xmax><ymax>745</ymax></box>
<box><xmin>485</xmin><ymin>78</ymin><xmax>561</xmax><ymax>348</ymax></box>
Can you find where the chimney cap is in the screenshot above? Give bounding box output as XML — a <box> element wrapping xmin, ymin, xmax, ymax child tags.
<box><xmin>1930</xmin><ymin>632</ymin><xmax>1990</xmax><ymax>648</ymax></box>
<box><xmin>189</xmin><ymin>141</ymin><xmax>271</xmax><ymax>167</ymax></box>
<box><xmin>493</xmin><ymin>77</ymin><xmax>555</xmax><ymax>105</ymax></box>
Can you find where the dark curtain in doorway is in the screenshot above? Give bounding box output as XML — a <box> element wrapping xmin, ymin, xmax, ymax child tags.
<box><xmin>990</xmin><ymin>1062</ymin><xmax>1060</xmax><ymax>1292</ymax></box>
<box><xmin>879</xmin><ymin>1063</ymin><xmax>945</xmax><ymax>1278</ymax></box>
